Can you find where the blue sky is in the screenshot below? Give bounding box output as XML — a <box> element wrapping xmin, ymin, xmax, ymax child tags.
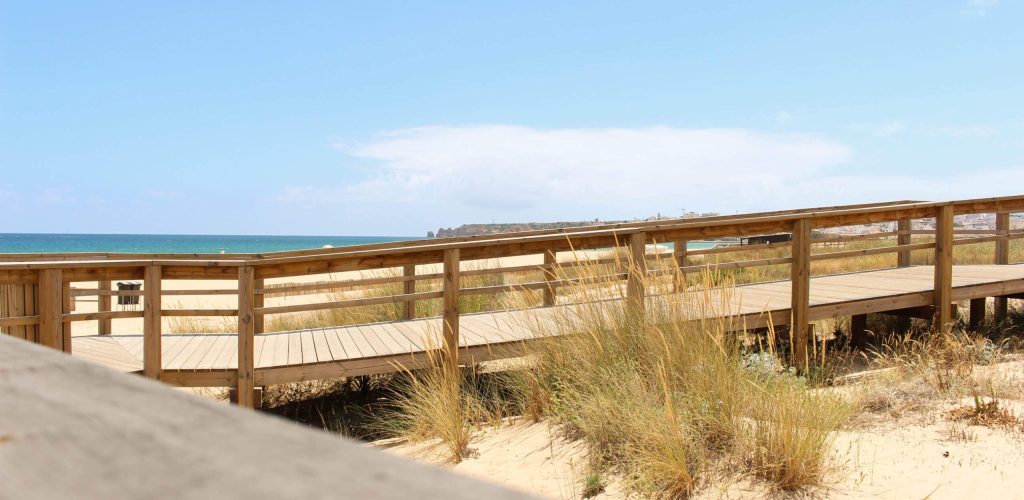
<box><xmin>1</xmin><ymin>1</ymin><xmax>1022</xmax><ymax>236</ymax></box>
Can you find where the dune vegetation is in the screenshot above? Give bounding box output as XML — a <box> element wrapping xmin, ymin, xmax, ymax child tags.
<box><xmin>169</xmin><ymin>235</ymin><xmax>1024</xmax><ymax>497</ymax></box>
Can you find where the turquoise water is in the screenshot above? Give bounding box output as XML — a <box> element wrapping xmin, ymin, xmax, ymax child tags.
<box><xmin>683</xmin><ymin>241</ymin><xmax>727</xmax><ymax>250</ymax></box>
<box><xmin>0</xmin><ymin>233</ymin><xmax>731</xmax><ymax>255</ymax></box>
<box><xmin>0</xmin><ymin>233</ymin><xmax>413</xmax><ymax>254</ymax></box>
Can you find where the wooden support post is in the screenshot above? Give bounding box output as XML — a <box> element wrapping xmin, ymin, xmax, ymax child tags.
<box><xmin>627</xmin><ymin>232</ymin><xmax>647</xmax><ymax>319</ymax></box>
<box><xmin>791</xmin><ymin>218</ymin><xmax>812</xmax><ymax>372</ymax></box>
<box><xmin>38</xmin><ymin>269</ymin><xmax>63</xmax><ymax>350</ymax></box>
<box><xmin>673</xmin><ymin>240</ymin><xmax>688</xmax><ymax>293</ymax></box>
<box><xmin>994</xmin><ymin>212</ymin><xmax>1010</xmax><ymax>323</ymax></box>
<box><xmin>933</xmin><ymin>205</ymin><xmax>954</xmax><ymax>332</ymax></box>
<box><xmin>61</xmin><ymin>282</ymin><xmax>72</xmax><ymax>353</ymax></box>
<box><xmin>253</xmin><ymin>278</ymin><xmax>265</xmax><ymax>334</ymax></box>
<box><xmin>237</xmin><ymin>266</ymin><xmax>256</xmax><ymax>409</ymax></box>
<box><xmin>969</xmin><ymin>298</ymin><xmax>986</xmax><ymax>332</ymax></box>
<box><xmin>442</xmin><ymin>249</ymin><xmax>460</xmax><ymax>372</ymax></box>
<box><xmin>542</xmin><ymin>251</ymin><xmax>557</xmax><ymax>306</ymax></box>
<box><xmin>897</xmin><ymin>218</ymin><xmax>912</xmax><ymax>267</ymax></box>
<box><xmin>98</xmin><ymin>280</ymin><xmax>112</xmax><ymax>335</ymax></box>
<box><xmin>403</xmin><ymin>264</ymin><xmax>417</xmax><ymax>320</ymax></box>
<box><xmin>850</xmin><ymin>314</ymin><xmax>868</xmax><ymax>350</ymax></box>
<box><xmin>143</xmin><ymin>266</ymin><xmax>162</xmax><ymax>379</ymax></box>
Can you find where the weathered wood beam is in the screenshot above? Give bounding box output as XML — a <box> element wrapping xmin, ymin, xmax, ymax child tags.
<box><xmin>236</xmin><ymin>266</ymin><xmax>256</xmax><ymax>409</ymax></box>
<box><xmin>97</xmin><ymin>280</ymin><xmax>112</xmax><ymax>335</ymax></box>
<box><xmin>143</xmin><ymin>266</ymin><xmax>162</xmax><ymax>379</ymax></box>
<box><xmin>790</xmin><ymin>218</ymin><xmax>812</xmax><ymax>371</ymax></box>
<box><xmin>38</xmin><ymin>269</ymin><xmax>63</xmax><ymax>350</ymax></box>
<box><xmin>897</xmin><ymin>218</ymin><xmax>912</xmax><ymax>267</ymax></box>
<box><xmin>442</xmin><ymin>248</ymin><xmax>460</xmax><ymax>372</ymax></box>
<box><xmin>933</xmin><ymin>205</ymin><xmax>954</xmax><ymax>331</ymax></box>
<box><xmin>994</xmin><ymin>212</ymin><xmax>1011</xmax><ymax>322</ymax></box>
<box><xmin>403</xmin><ymin>264</ymin><xmax>417</xmax><ymax>320</ymax></box>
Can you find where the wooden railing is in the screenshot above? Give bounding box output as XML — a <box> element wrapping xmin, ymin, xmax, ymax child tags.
<box><xmin>2</xmin><ymin>196</ymin><xmax>1024</xmax><ymax>407</ymax></box>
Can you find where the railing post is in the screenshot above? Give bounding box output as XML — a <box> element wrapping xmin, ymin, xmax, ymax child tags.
<box><xmin>237</xmin><ymin>266</ymin><xmax>256</xmax><ymax>409</ymax></box>
<box><xmin>542</xmin><ymin>251</ymin><xmax>557</xmax><ymax>306</ymax></box>
<box><xmin>994</xmin><ymin>212</ymin><xmax>1010</xmax><ymax>323</ymax></box>
<box><xmin>38</xmin><ymin>268</ymin><xmax>63</xmax><ymax>350</ymax></box>
<box><xmin>143</xmin><ymin>265</ymin><xmax>162</xmax><ymax>379</ymax></box>
<box><xmin>933</xmin><ymin>205</ymin><xmax>954</xmax><ymax>332</ymax></box>
<box><xmin>403</xmin><ymin>264</ymin><xmax>417</xmax><ymax>320</ymax></box>
<box><xmin>442</xmin><ymin>249</ymin><xmax>460</xmax><ymax>372</ymax></box>
<box><xmin>98</xmin><ymin>280</ymin><xmax>112</xmax><ymax>335</ymax></box>
<box><xmin>897</xmin><ymin>218</ymin><xmax>912</xmax><ymax>267</ymax></box>
<box><xmin>627</xmin><ymin>232</ymin><xmax>647</xmax><ymax>319</ymax></box>
<box><xmin>253</xmin><ymin>278</ymin><xmax>265</xmax><ymax>334</ymax></box>
<box><xmin>790</xmin><ymin>218</ymin><xmax>811</xmax><ymax>372</ymax></box>
<box><xmin>673</xmin><ymin>240</ymin><xmax>688</xmax><ymax>293</ymax></box>
<box><xmin>61</xmin><ymin>281</ymin><xmax>72</xmax><ymax>353</ymax></box>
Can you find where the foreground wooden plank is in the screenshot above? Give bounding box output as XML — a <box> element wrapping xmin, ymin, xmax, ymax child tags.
<box><xmin>0</xmin><ymin>335</ymin><xmax>529</xmax><ymax>499</ymax></box>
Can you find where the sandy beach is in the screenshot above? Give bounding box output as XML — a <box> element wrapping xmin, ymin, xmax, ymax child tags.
<box><xmin>379</xmin><ymin>360</ymin><xmax>1024</xmax><ymax>499</ymax></box>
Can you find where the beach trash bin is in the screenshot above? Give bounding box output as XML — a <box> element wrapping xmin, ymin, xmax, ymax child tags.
<box><xmin>116</xmin><ymin>282</ymin><xmax>141</xmax><ymax>307</ymax></box>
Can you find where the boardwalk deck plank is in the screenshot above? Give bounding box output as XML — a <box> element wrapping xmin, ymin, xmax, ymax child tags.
<box><xmin>69</xmin><ymin>265</ymin><xmax>1024</xmax><ymax>382</ymax></box>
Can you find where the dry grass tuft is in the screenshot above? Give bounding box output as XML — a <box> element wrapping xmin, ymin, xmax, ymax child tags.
<box><xmin>946</xmin><ymin>397</ymin><xmax>1021</xmax><ymax>429</ymax></box>
<box><xmin>374</xmin><ymin>343</ymin><xmax>479</xmax><ymax>464</ymax></box>
<box><xmin>505</xmin><ymin>249</ymin><xmax>851</xmax><ymax>496</ymax></box>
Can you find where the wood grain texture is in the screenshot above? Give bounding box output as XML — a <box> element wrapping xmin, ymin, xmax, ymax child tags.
<box><xmin>933</xmin><ymin>205</ymin><xmax>954</xmax><ymax>331</ymax></box>
<box><xmin>790</xmin><ymin>218</ymin><xmax>811</xmax><ymax>371</ymax></box>
<box><xmin>543</xmin><ymin>251</ymin><xmax>557</xmax><ymax>306</ymax></box>
<box><xmin>143</xmin><ymin>266</ymin><xmax>162</xmax><ymax>379</ymax></box>
<box><xmin>994</xmin><ymin>212</ymin><xmax>1011</xmax><ymax>322</ymax></box>
<box><xmin>443</xmin><ymin>248</ymin><xmax>460</xmax><ymax>371</ymax></box>
<box><xmin>237</xmin><ymin>266</ymin><xmax>256</xmax><ymax>409</ymax></box>
<box><xmin>403</xmin><ymin>264</ymin><xmax>417</xmax><ymax>320</ymax></box>
<box><xmin>38</xmin><ymin>269</ymin><xmax>62</xmax><ymax>350</ymax></box>
<box><xmin>98</xmin><ymin>280</ymin><xmax>112</xmax><ymax>335</ymax></box>
<box><xmin>0</xmin><ymin>335</ymin><xmax>529</xmax><ymax>500</ymax></box>
<box><xmin>897</xmin><ymin>218</ymin><xmax>912</xmax><ymax>268</ymax></box>
<box><xmin>627</xmin><ymin>232</ymin><xmax>647</xmax><ymax>318</ymax></box>
<box><xmin>66</xmin><ymin>264</ymin><xmax>1024</xmax><ymax>389</ymax></box>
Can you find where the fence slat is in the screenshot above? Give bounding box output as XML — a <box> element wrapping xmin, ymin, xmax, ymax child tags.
<box><xmin>442</xmin><ymin>249</ymin><xmax>460</xmax><ymax>372</ymax></box>
<box><xmin>790</xmin><ymin>218</ymin><xmax>811</xmax><ymax>372</ymax></box>
<box><xmin>994</xmin><ymin>212</ymin><xmax>1011</xmax><ymax>321</ymax></box>
<box><xmin>98</xmin><ymin>280</ymin><xmax>112</xmax><ymax>335</ymax></box>
<box><xmin>38</xmin><ymin>269</ymin><xmax>63</xmax><ymax>350</ymax></box>
<box><xmin>143</xmin><ymin>266</ymin><xmax>162</xmax><ymax>379</ymax></box>
<box><xmin>403</xmin><ymin>264</ymin><xmax>417</xmax><ymax>320</ymax></box>
<box><xmin>237</xmin><ymin>266</ymin><xmax>256</xmax><ymax>409</ymax></box>
<box><xmin>933</xmin><ymin>205</ymin><xmax>954</xmax><ymax>331</ymax></box>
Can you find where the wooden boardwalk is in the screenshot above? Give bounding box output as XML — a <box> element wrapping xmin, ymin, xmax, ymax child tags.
<box><xmin>71</xmin><ymin>264</ymin><xmax>1024</xmax><ymax>386</ymax></box>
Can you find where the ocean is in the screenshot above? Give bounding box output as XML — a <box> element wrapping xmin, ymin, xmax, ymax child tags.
<box><xmin>0</xmin><ymin>233</ymin><xmax>413</xmax><ymax>254</ymax></box>
<box><xmin>0</xmin><ymin>233</ymin><xmax>729</xmax><ymax>255</ymax></box>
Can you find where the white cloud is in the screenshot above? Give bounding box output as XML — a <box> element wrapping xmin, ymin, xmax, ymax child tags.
<box><xmin>776</xmin><ymin>111</ymin><xmax>794</xmax><ymax>125</ymax></box>
<box><xmin>274</xmin><ymin>125</ymin><xmax>1023</xmax><ymax>230</ymax></box>
<box><xmin>314</xmin><ymin>125</ymin><xmax>852</xmax><ymax>213</ymax></box>
<box><xmin>929</xmin><ymin>125</ymin><xmax>996</xmax><ymax>138</ymax></box>
<box><xmin>963</xmin><ymin>0</ymin><xmax>998</xmax><ymax>15</ymax></box>
<box><xmin>852</xmin><ymin>120</ymin><xmax>907</xmax><ymax>137</ymax></box>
